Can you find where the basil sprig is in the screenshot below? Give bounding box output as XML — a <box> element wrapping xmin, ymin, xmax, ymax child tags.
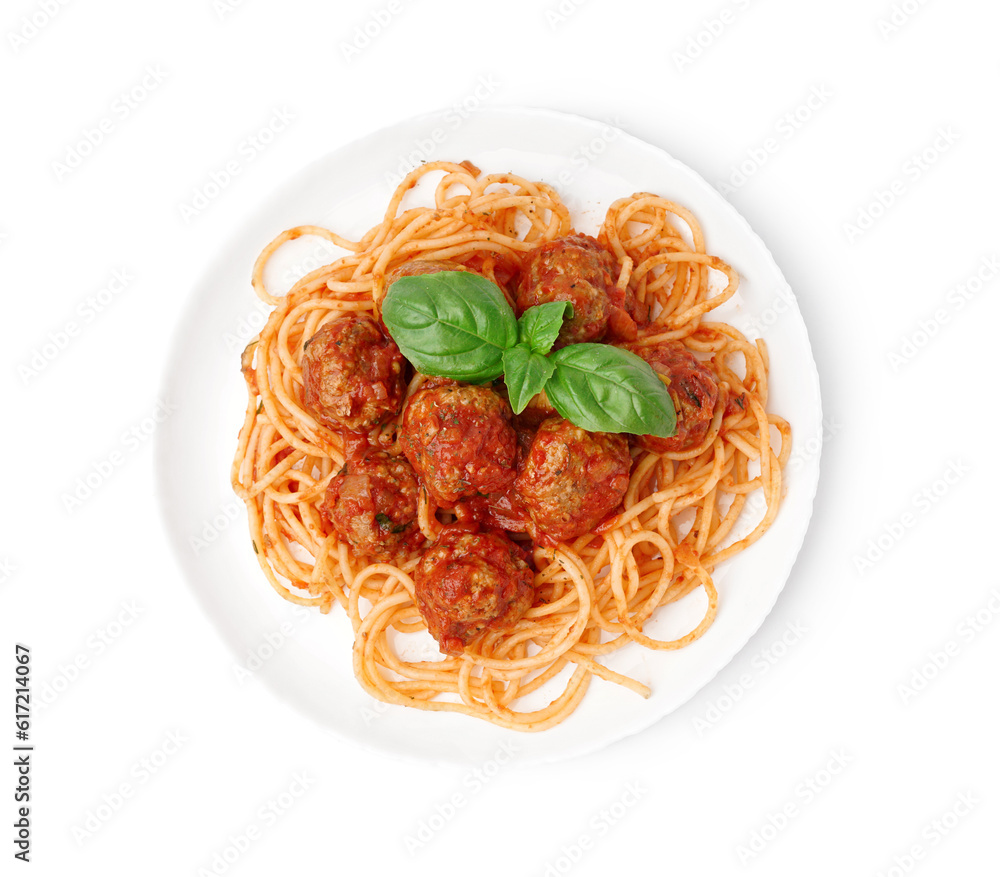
<box><xmin>382</xmin><ymin>270</ymin><xmax>676</xmax><ymax>437</ymax></box>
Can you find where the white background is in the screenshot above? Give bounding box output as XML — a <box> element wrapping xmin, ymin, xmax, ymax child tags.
<box><xmin>2</xmin><ymin>0</ymin><xmax>998</xmax><ymax>874</ymax></box>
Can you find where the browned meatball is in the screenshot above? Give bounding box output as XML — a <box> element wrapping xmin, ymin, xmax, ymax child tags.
<box><xmin>385</xmin><ymin>258</ymin><xmax>519</xmax><ymax>316</ymax></box>
<box><xmin>400</xmin><ymin>382</ymin><xmax>517</xmax><ymax>505</ymax></box>
<box><xmin>385</xmin><ymin>259</ymin><xmax>464</xmax><ymax>284</ymax></box>
<box><xmin>414</xmin><ymin>527</ymin><xmax>535</xmax><ymax>656</ymax></box>
<box><xmin>381</xmin><ymin>261</ymin><xmax>476</xmax><ymax>334</ymax></box>
<box><xmin>320</xmin><ymin>450</ymin><xmax>423</xmax><ymax>561</ymax></box>
<box><xmin>621</xmin><ymin>342</ymin><xmax>723</xmax><ymax>454</ymax></box>
<box><xmin>457</xmin><ymin>251</ymin><xmax>522</xmax><ymax>301</ymax></box>
<box><xmin>515</xmin><ymin>416</ymin><xmax>632</xmax><ymax>544</ymax></box>
<box><xmin>301</xmin><ymin>313</ymin><xmax>406</xmax><ymax>432</ymax></box>
<box><xmin>516</xmin><ymin>234</ymin><xmax>635</xmax><ymax>347</ymax></box>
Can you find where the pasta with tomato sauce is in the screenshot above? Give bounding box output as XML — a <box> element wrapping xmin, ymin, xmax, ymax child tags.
<box><xmin>231</xmin><ymin>160</ymin><xmax>790</xmax><ymax>731</ymax></box>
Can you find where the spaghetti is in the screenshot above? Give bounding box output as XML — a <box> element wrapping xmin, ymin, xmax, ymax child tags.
<box><xmin>231</xmin><ymin>160</ymin><xmax>791</xmax><ymax>731</ymax></box>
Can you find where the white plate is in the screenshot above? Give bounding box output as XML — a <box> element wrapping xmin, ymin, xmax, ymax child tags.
<box><xmin>156</xmin><ymin>107</ymin><xmax>822</xmax><ymax>765</ymax></box>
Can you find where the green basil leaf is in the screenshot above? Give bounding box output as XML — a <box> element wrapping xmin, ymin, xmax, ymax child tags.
<box><xmin>517</xmin><ymin>301</ymin><xmax>574</xmax><ymax>355</ymax></box>
<box><xmin>382</xmin><ymin>271</ymin><xmax>518</xmax><ymax>382</ymax></box>
<box><xmin>546</xmin><ymin>344</ymin><xmax>677</xmax><ymax>437</ymax></box>
<box><xmin>502</xmin><ymin>345</ymin><xmax>556</xmax><ymax>415</ymax></box>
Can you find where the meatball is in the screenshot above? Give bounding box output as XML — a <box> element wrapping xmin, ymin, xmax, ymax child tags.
<box><xmin>414</xmin><ymin>527</ymin><xmax>535</xmax><ymax>656</ymax></box>
<box><xmin>621</xmin><ymin>342</ymin><xmax>722</xmax><ymax>454</ymax></box>
<box><xmin>385</xmin><ymin>259</ymin><xmax>464</xmax><ymax>284</ymax></box>
<box><xmin>301</xmin><ymin>313</ymin><xmax>406</xmax><ymax>432</ymax></box>
<box><xmin>515</xmin><ymin>416</ymin><xmax>631</xmax><ymax>544</ymax></box>
<box><xmin>458</xmin><ymin>251</ymin><xmax>521</xmax><ymax>300</ymax></box>
<box><xmin>320</xmin><ymin>450</ymin><xmax>423</xmax><ymax>561</ymax></box>
<box><xmin>382</xmin><ymin>261</ymin><xmax>478</xmax><ymax>333</ymax></box>
<box><xmin>400</xmin><ymin>382</ymin><xmax>517</xmax><ymax>505</ymax></box>
<box><xmin>516</xmin><ymin>234</ymin><xmax>635</xmax><ymax>347</ymax></box>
